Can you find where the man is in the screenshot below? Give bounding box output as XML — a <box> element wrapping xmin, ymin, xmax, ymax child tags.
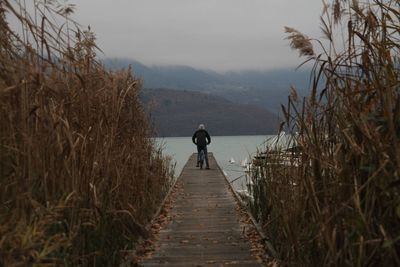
<box><xmin>192</xmin><ymin>124</ymin><xmax>211</xmax><ymax>169</ymax></box>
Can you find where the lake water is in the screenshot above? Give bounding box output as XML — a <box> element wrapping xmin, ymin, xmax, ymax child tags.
<box><xmin>155</xmin><ymin>135</ymin><xmax>277</xmax><ymax>191</ymax></box>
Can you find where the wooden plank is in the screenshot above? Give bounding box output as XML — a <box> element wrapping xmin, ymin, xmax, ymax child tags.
<box><xmin>140</xmin><ymin>153</ymin><xmax>263</xmax><ymax>267</ymax></box>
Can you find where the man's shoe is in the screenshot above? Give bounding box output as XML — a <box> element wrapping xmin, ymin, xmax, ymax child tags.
<box><xmin>196</xmin><ymin>163</ymin><xmax>199</xmax><ymax>167</ymax></box>
<box><xmin>206</xmin><ymin>166</ymin><xmax>210</xmax><ymax>169</ymax></box>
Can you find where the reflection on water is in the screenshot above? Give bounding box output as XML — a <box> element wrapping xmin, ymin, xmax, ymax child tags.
<box><xmin>155</xmin><ymin>135</ymin><xmax>277</xmax><ymax>190</ymax></box>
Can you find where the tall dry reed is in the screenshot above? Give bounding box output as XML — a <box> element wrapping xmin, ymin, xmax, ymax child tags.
<box><xmin>0</xmin><ymin>1</ymin><xmax>174</xmax><ymax>265</ymax></box>
<box><xmin>250</xmin><ymin>0</ymin><xmax>400</xmax><ymax>266</ymax></box>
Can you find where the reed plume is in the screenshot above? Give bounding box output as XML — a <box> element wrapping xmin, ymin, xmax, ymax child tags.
<box><xmin>284</xmin><ymin>26</ymin><xmax>315</xmax><ymax>57</ymax></box>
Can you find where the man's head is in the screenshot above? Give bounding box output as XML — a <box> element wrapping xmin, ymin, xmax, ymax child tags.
<box><xmin>198</xmin><ymin>124</ymin><xmax>205</xmax><ymax>130</ymax></box>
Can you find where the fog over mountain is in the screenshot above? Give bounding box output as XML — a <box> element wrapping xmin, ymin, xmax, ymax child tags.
<box><xmin>103</xmin><ymin>58</ymin><xmax>312</xmax><ymax>114</ymax></box>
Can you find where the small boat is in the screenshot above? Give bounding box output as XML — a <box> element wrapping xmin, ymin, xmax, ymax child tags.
<box><xmin>229</xmin><ymin>157</ymin><xmax>235</xmax><ymax>164</ymax></box>
<box><xmin>240</xmin><ymin>157</ymin><xmax>248</xmax><ymax>168</ymax></box>
<box><xmin>240</xmin><ymin>158</ymin><xmax>252</xmax><ymax>172</ymax></box>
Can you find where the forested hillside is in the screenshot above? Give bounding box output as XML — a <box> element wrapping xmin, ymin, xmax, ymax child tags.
<box><xmin>140</xmin><ymin>89</ymin><xmax>280</xmax><ymax>136</ymax></box>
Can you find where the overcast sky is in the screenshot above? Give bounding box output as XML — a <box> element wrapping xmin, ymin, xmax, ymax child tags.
<box><xmin>67</xmin><ymin>0</ymin><xmax>324</xmax><ymax>71</ymax></box>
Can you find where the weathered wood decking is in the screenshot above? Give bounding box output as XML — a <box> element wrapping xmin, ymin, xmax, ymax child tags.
<box><xmin>140</xmin><ymin>153</ymin><xmax>263</xmax><ymax>267</ymax></box>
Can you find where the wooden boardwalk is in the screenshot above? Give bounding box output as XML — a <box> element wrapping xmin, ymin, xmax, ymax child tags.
<box><xmin>140</xmin><ymin>153</ymin><xmax>263</xmax><ymax>267</ymax></box>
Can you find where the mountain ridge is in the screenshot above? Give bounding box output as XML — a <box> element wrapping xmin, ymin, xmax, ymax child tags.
<box><xmin>102</xmin><ymin>58</ymin><xmax>311</xmax><ymax>113</ymax></box>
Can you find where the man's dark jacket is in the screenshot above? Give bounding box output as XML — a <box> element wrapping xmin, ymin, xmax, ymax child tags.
<box><xmin>192</xmin><ymin>129</ymin><xmax>211</xmax><ymax>148</ymax></box>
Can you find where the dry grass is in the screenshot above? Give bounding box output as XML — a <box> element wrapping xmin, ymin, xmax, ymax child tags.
<box><xmin>0</xmin><ymin>1</ymin><xmax>174</xmax><ymax>265</ymax></box>
<box><xmin>249</xmin><ymin>0</ymin><xmax>400</xmax><ymax>266</ymax></box>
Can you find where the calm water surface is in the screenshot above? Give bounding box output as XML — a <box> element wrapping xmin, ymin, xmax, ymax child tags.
<box><xmin>155</xmin><ymin>135</ymin><xmax>276</xmax><ymax>190</ymax></box>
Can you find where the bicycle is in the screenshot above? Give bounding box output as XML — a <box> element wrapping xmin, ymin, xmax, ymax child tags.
<box><xmin>199</xmin><ymin>148</ymin><xmax>205</xmax><ymax>169</ymax></box>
